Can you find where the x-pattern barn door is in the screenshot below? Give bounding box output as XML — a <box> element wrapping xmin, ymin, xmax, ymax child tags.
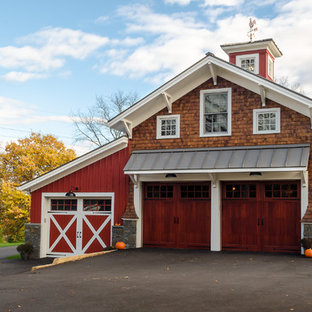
<box><xmin>47</xmin><ymin>198</ymin><xmax>112</xmax><ymax>257</ymax></box>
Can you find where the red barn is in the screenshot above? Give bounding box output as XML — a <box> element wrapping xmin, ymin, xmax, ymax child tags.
<box><xmin>19</xmin><ymin>38</ymin><xmax>312</xmax><ymax>258</ymax></box>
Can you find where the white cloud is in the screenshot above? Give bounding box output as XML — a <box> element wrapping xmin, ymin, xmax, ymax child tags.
<box><xmin>100</xmin><ymin>1</ymin><xmax>312</xmax><ymax>97</ymax></box>
<box><xmin>164</xmin><ymin>0</ymin><xmax>193</xmax><ymax>5</ymax></box>
<box><xmin>3</xmin><ymin>71</ymin><xmax>48</xmax><ymax>82</ymax></box>
<box><xmin>0</xmin><ymin>96</ymin><xmax>74</xmax><ymax>125</ymax></box>
<box><xmin>95</xmin><ymin>16</ymin><xmax>109</xmax><ymax>24</ymax></box>
<box><xmin>203</xmin><ymin>0</ymin><xmax>244</xmax><ymax>6</ymax></box>
<box><xmin>0</xmin><ymin>27</ymin><xmax>109</xmax><ymax>81</ymax></box>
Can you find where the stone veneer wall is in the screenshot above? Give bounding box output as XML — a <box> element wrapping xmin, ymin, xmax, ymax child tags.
<box><xmin>112</xmin><ymin>220</ymin><xmax>137</xmax><ymax>249</ymax></box>
<box><xmin>25</xmin><ymin>223</ymin><xmax>41</xmax><ymax>259</ymax></box>
<box><xmin>304</xmin><ymin>224</ymin><xmax>312</xmax><ymax>238</ymax></box>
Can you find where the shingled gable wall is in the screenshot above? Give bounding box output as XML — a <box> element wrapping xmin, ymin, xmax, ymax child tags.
<box><xmin>126</xmin><ymin>76</ymin><xmax>312</xmax><ymax>229</ymax></box>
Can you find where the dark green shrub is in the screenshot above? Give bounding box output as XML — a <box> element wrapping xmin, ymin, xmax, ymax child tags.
<box><xmin>16</xmin><ymin>243</ymin><xmax>33</xmax><ymax>260</ymax></box>
<box><xmin>301</xmin><ymin>238</ymin><xmax>312</xmax><ymax>250</ymax></box>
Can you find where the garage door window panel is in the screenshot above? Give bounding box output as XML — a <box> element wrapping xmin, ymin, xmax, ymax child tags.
<box><xmin>51</xmin><ymin>199</ymin><xmax>77</xmax><ymax>211</ymax></box>
<box><xmin>83</xmin><ymin>199</ymin><xmax>111</xmax><ymax>212</ymax></box>
<box><xmin>180</xmin><ymin>184</ymin><xmax>210</xmax><ymax>199</ymax></box>
<box><xmin>264</xmin><ymin>183</ymin><xmax>299</xmax><ymax>199</ymax></box>
<box><xmin>225</xmin><ymin>184</ymin><xmax>256</xmax><ymax>199</ymax></box>
<box><xmin>145</xmin><ymin>185</ymin><xmax>174</xmax><ymax>199</ymax></box>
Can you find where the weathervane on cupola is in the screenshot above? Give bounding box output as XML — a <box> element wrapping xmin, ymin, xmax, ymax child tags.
<box><xmin>247</xmin><ymin>18</ymin><xmax>258</xmax><ymax>42</ymax></box>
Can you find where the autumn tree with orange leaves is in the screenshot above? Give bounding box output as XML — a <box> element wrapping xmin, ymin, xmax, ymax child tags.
<box><xmin>0</xmin><ymin>133</ymin><xmax>76</xmax><ymax>241</ymax></box>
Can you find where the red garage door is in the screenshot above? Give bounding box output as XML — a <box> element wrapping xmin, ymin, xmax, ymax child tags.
<box><xmin>222</xmin><ymin>181</ymin><xmax>301</xmax><ymax>253</ymax></box>
<box><xmin>48</xmin><ymin>198</ymin><xmax>112</xmax><ymax>257</ymax></box>
<box><xmin>143</xmin><ymin>183</ymin><xmax>211</xmax><ymax>249</ymax></box>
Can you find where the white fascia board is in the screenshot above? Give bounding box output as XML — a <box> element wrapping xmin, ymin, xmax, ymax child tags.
<box><xmin>125</xmin><ymin>167</ymin><xmax>306</xmax><ymax>175</ymax></box>
<box><xmin>18</xmin><ymin>137</ymin><xmax>129</xmax><ymax>192</ymax></box>
<box><xmin>109</xmin><ymin>54</ymin><xmax>312</xmax><ymax>131</ymax></box>
<box><xmin>107</xmin><ymin>56</ymin><xmax>213</xmax><ymax>129</ymax></box>
<box><xmin>211</xmin><ymin>57</ymin><xmax>312</xmax><ymax>111</ymax></box>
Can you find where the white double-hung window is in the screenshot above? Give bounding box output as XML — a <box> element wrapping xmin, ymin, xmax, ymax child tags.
<box><xmin>253</xmin><ymin>108</ymin><xmax>280</xmax><ymax>134</ymax></box>
<box><xmin>200</xmin><ymin>88</ymin><xmax>232</xmax><ymax>137</ymax></box>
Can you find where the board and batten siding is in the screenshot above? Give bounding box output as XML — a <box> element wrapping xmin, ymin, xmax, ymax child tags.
<box><xmin>30</xmin><ymin>147</ymin><xmax>130</xmax><ymax>225</ymax></box>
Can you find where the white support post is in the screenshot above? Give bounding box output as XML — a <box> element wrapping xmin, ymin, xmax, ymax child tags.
<box><xmin>259</xmin><ymin>84</ymin><xmax>266</xmax><ymax>107</ymax></box>
<box><xmin>134</xmin><ymin>181</ymin><xmax>143</xmax><ymax>248</ymax></box>
<box><xmin>122</xmin><ymin>119</ymin><xmax>132</xmax><ymax>139</ymax></box>
<box><xmin>162</xmin><ymin>92</ymin><xmax>172</xmax><ymax>113</ymax></box>
<box><xmin>210</xmin><ymin>180</ymin><xmax>221</xmax><ymax>251</ymax></box>
<box><xmin>208</xmin><ymin>62</ymin><xmax>217</xmax><ymax>86</ymax></box>
<box><xmin>301</xmin><ymin>170</ymin><xmax>309</xmax><ymax>254</ymax></box>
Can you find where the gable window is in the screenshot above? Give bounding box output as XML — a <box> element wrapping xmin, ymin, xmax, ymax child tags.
<box><xmin>156</xmin><ymin>115</ymin><xmax>180</xmax><ymax>139</ymax></box>
<box><xmin>200</xmin><ymin>88</ymin><xmax>232</xmax><ymax>137</ymax></box>
<box><xmin>253</xmin><ymin>108</ymin><xmax>280</xmax><ymax>134</ymax></box>
<box><xmin>236</xmin><ymin>53</ymin><xmax>259</xmax><ymax>74</ymax></box>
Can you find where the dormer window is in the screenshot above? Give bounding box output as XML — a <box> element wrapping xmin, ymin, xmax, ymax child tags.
<box><xmin>236</xmin><ymin>53</ymin><xmax>259</xmax><ymax>74</ymax></box>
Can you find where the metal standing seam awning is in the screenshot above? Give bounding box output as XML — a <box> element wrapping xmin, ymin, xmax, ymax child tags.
<box><xmin>124</xmin><ymin>144</ymin><xmax>310</xmax><ymax>175</ymax></box>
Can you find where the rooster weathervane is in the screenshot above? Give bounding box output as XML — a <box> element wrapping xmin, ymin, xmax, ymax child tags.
<box><xmin>247</xmin><ymin>18</ymin><xmax>258</xmax><ymax>41</ymax></box>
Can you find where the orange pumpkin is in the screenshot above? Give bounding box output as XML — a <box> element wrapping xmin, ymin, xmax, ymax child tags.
<box><xmin>115</xmin><ymin>241</ymin><xmax>126</xmax><ymax>250</ymax></box>
<box><xmin>305</xmin><ymin>248</ymin><xmax>312</xmax><ymax>257</ymax></box>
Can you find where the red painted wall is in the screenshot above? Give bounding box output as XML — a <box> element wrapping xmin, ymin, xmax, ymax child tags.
<box><xmin>30</xmin><ymin>147</ymin><xmax>130</xmax><ymax>225</ymax></box>
<box><xmin>229</xmin><ymin>49</ymin><xmax>274</xmax><ymax>80</ymax></box>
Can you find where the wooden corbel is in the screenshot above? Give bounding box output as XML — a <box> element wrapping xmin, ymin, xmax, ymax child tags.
<box><xmin>208</xmin><ymin>173</ymin><xmax>217</xmax><ymax>188</ymax></box>
<box><xmin>302</xmin><ymin>171</ymin><xmax>308</xmax><ymax>188</ymax></box>
<box><xmin>208</xmin><ymin>62</ymin><xmax>217</xmax><ymax>86</ymax></box>
<box><xmin>122</xmin><ymin>119</ymin><xmax>132</xmax><ymax>139</ymax></box>
<box><xmin>162</xmin><ymin>92</ymin><xmax>172</xmax><ymax>113</ymax></box>
<box><xmin>258</xmin><ymin>84</ymin><xmax>266</xmax><ymax>107</ymax></box>
<box><xmin>129</xmin><ymin>174</ymin><xmax>138</xmax><ymax>188</ymax></box>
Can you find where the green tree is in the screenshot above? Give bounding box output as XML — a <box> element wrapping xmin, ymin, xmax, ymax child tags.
<box><xmin>0</xmin><ymin>133</ymin><xmax>76</xmax><ymax>241</ymax></box>
<box><xmin>0</xmin><ymin>180</ymin><xmax>30</xmax><ymax>242</ymax></box>
<box><xmin>0</xmin><ymin>132</ymin><xmax>76</xmax><ymax>185</ymax></box>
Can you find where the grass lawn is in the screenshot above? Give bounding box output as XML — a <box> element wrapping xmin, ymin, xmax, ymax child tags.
<box><xmin>0</xmin><ymin>242</ymin><xmax>24</xmax><ymax>248</ymax></box>
<box><xmin>6</xmin><ymin>254</ymin><xmax>21</xmax><ymax>260</ymax></box>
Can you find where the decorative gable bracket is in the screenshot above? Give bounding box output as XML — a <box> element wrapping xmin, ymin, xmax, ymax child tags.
<box><xmin>162</xmin><ymin>92</ymin><xmax>172</xmax><ymax>113</ymax></box>
<box><xmin>129</xmin><ymin>174</ymin><xmax>138</xmax><ymax>188</ymax></box>
<box><xmin>208</xmin><ymin>62</ymin><xmax>217</xmax><ymax>86</ymax></box>
<box><xmin>258</xmin><ymin>84</ymin><xmax>266</xmax><ymax>107</ymax></box>
<box><xmin>122</xmin><ymin>119</ymin><xmax>132</xmax><ymax>139</ymax></box>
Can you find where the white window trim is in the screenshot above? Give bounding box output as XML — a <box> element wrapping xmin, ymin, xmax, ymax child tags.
<box><xmin>236</xmin><ymin>53</ymin><xmax>259</xmax><ymax>74</ymax></box>
<box><xmin>253</xmin><ymin>108</ymin><xmax>280</xmax><ymax>134</ymax></box>
<box><xmin>200</xmin><ymin>88</ymin><xmax>232</xmax><ymax>137</ymax></box>
<box><xmin>156</xmin><ymin>114</ymin><xmax>180</xmax><ymax>139</ymax></box>
<box><xmin>268</xmin><ymin>56</ymin><xmax>274</xmax><ymax>79</ymax></box>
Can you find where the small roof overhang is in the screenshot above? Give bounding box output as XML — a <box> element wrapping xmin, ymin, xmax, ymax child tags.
<box><xmin>124</xmin><ymin>144</ymin><xmax>310</xmax><ymax>175</ymax></box>
<box><xmin>220</xmin><ymin>38</ymin><xmax>283</xmax><ymax>58</ymax></box>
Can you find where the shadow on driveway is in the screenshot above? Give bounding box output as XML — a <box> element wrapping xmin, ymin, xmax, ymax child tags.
<box><xmin>1</xmin><ymin>248</ymin><xmax>312</xmax><ymax>312</ymax></box>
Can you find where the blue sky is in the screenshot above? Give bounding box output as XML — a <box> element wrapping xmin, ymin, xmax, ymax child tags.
<box><xmin>0</xmin><ymin>0</ymin><xmax>311</xmax><ymax>155</ymax></box>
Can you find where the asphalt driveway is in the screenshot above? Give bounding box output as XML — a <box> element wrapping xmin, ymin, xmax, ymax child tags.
<box><xmin>0</xmin><ymin>249</ymin><xmax>312</xmax><ymax>312</ymax></box>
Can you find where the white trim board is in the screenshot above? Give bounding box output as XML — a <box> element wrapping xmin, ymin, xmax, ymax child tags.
<box><xmin>18</xmin><ymin>137</ymin><xmax>128</xmax><ymax>192</ymax></box>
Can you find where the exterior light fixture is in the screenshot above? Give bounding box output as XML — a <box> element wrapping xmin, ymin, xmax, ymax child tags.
<box><xmin>249</xmin><ymin>172</ymin><xmax>262</xmax><ymax>176</ymax></box>
<box><xmin>165</xmin><ymin>173</ymin><xmax>177</xmax><ymax>178</ymax></box>
<box><xmin>65</xmin><ymin>187</ymin><xmax>78</xmax><ymax>197</ymax></box>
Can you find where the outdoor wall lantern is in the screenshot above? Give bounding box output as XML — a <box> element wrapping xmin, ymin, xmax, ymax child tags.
<box><xmin>65</xmin><ymin>186</ymin><xmax>79</xmax><ymax>197</ymax></box>
<box><xmin>249</xmin><ymin>172</ymin><xmax>262</xmax><ymax>176</ymax></box>
<box><xmin>165</xmin><ymin>173</ymin><xmax>177</xmax><ymax>178</ymax></box>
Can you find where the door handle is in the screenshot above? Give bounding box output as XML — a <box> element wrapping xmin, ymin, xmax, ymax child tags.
<box><xmin>174</xmin><ymin>216</ymin><xmax>176</xmax><ymax>224</ymax></box>
<box><xmin>257</xmin><ymin>218</ymin><xmax>260</xmax><ymax>226</ymax></box>
<box><xmin>261</xmin><ymin>218</ymin><xmax>264</xmax><ymax>226</ymax></box>
<box><xmin>77</xmin><ymin>231</ymin><xmax>82</xmax><ymax>238</ymax></box>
